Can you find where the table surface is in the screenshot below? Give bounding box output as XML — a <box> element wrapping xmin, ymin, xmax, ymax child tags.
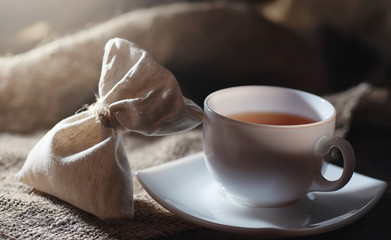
<box><xmin>169</xmin><ymin>127</ymin><xmax>391</xmax><ymax>240</ymax></box>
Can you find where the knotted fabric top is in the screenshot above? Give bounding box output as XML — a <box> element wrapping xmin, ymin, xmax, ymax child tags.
<box><xmin>89</xmin><ymin>38</ymin><xmax>203</xmax><ymax>134</ymax></box>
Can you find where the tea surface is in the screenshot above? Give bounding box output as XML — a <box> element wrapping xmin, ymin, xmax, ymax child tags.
<box><xmin>228</xmin><ymin>112</ymin><xmax>316</xmax><ymax>125</ymax></box>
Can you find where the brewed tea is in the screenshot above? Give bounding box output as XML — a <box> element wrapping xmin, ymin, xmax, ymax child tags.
<box><xmin>229</xmin><ymin>112</ymin><xmax>316</xmax><ymax>125</ymax></box>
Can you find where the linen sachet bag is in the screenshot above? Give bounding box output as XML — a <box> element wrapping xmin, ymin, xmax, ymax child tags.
<box><xmin>16</xmin><ymin>38</ymin><xmax>203</xmax><ymax>219</ymax></box>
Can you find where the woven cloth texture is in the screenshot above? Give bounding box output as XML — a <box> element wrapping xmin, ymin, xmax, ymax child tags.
<box><xmin>0</xmin><ymin>130</ymin><xmax>203</xmax><ymax>239</ymax></box>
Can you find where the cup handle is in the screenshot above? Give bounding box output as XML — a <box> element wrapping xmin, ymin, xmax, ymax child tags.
<box><xmin>309</xmin><ymin>136</ymin><xmax>355</xmax><ymax>192</ymax></box>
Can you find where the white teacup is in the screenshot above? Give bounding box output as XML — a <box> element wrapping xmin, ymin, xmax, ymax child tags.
<box><xmin>203</xmin><ymin>86</ymin><xmax>355</xmax><ymax>207</ymax></box>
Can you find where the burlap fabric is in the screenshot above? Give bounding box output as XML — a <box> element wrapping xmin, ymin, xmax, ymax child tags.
<box><xmin>0</xmin><ymin>129</ymin><xmax>203</xmax><ymax>239</ymax></box>
<box><xmin>15</xmin><ymin>38</ymin><xmax>203</xmax><ymax>220</ymax></box>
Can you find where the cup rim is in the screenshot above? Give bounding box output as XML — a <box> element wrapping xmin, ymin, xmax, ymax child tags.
<box><xmin>204</xmin><ymin>85</ymin><xmax>336</xmax><ymax>129</ymax></box>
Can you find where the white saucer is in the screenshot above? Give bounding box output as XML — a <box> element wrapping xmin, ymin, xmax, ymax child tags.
<box><xmin>135</xmin><ymin>152</ymin><xmax>387</xmax><ymax>237</ymax></box>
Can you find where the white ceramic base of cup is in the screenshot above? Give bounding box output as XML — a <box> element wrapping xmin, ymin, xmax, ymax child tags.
<box><xmin>218</xmin><ymin>184</ymin><xmax>302</xmax><ymax>208</ymax></box>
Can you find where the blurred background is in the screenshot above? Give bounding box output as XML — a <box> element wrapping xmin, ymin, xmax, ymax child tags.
<box><xmin>1</xmin><ymin>0</ymin><xmax>390</xmax><ymax>90</ymax></box>
<box><xmin>0</xmin><ymin>0</ymin><xmax>177</xmax><ymax>56</ymax></box>
<box><xmin>1</xmin><ymin>0</ymin><xmax>391</xmax><ymax>137</ymax></box>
